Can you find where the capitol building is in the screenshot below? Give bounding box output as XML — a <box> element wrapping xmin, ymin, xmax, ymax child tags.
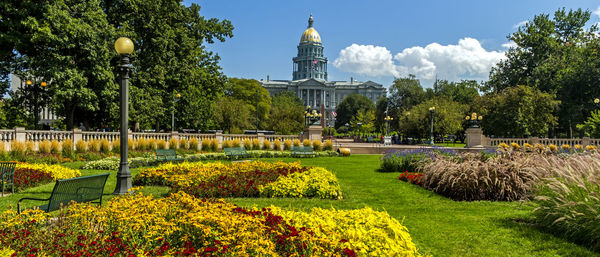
<box><xmin>260</xmin><ymin>15</ymin><xmax>386</xmax><ymax>127</ymax></box>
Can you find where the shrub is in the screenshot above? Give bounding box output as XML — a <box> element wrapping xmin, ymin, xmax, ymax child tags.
<box><xmin>222</xmin><ymin>140</ymin><xmax>233</xmax><ymax>149</ymax></box>
<box><xmin>147</xmin><ymin>138</ymin><xmax>157</xmax><ymax>150</ymax></box>
<box><xmin>111</xmin><ymin>139</ymin><xmax>120</xmax><ymax>153</ymax></box>
<box><xmin>50</xmin><ymin>140</ymin><xmax>61</xmax><ymax>154</ymax></box>
<box><xmin>10</xmin><ymin>141</ymin><xmax>26</xmax><ymax>159</ymax></box>
<box><xmin>38</xmin><ymin>140</ymin><xmax>51</xmax><ymax>154</ymax></box>
<box><xmin>293</xmin><ymin>139</ymin><xmax>301</xmax><ymax>146</ymax></box>
<box><xmin>179</xmin><ymin>138</ymin><xmax>188</xmax><ymax>150</ymax></box>
<box><xmin>312</xmin><ymin>140</ymin><xmax>322</xmax><ymax>151</ymax></box>
<box><xmin>262</xmin><ymin>140</ymin><xmax>272</xmax><ymax>150</ymax></box>
<box><xmin>99</xmin><ymin>139</ymin><xmax>110</xmax><ymax>154</ymax></box>
<box><xmin>232</xmin><ymin>139</ymin><xmax>241</xmax><ymax>147</ymax></box>
<box><xmin>88</xmin><ymin>140</ymin><xmax>100</xmax><ymax>152</ymax></box>
<box><xmin>25</xmin><ymin>141</ymin><xmax>35</xmax><ymax>154</ymax></box>
<box><xmin>273</xmin><ymin>139</ymin><xmax>282</xmax><ymax>151</ymax></box>
<box><xmin>283</xmin><ymin>139</ymin><xmax>292</xmax><ymax>150</ymax></box>
<box><xmin>378</xmin><ymin>150</ymin><xmax>429</xmax><ymax>173</ymax></box>
<box><xmin>252</xmin><ymin>138</ymin><xmax>261</xmax><ymax>150</ymax></box>
<box><xmin>201</xmin><ymin>139</ymin><xmax>211</xmax><ymax>151</ymax></box>
<box><xmin>258</xmin><ymin>167</ymin><xmax>342</xmax><ymax>199</ymax></box>
<box><xmin>242</xmin><ymin>139</ymin><xmax>252</xmax><ymax>150</ymax></box>
<box><xmin>188</xmin><ymin>137</ymin><xmax>199</xmax><ymax>151</ymax></box>
<box><xmin>302</xmin><ymin>139</ymin><xmax>312</xmax><ymax>147</ymax></box>
<box><xmin>211</xmin><ymin>138</ymin><xmax>219</xmax><ymax>151</ymax></box>
<box><xmin>61</xmin><ymin>139</ymin><xmax>74</xmax><ymax>157</ymax></box>
<box><xmin>323</xmin><ymin>140</ymin><xmax>333</xmax><ymax>151</ymax></box>
<box><xmin>75</xmin><ymin>140</ymin><xmax>87</xmax><ymax>153</ymax></box>
<box><xmin>156</xmin><ymin>140</ymin><xmax>167</xmax><ymax>149</ymax></box>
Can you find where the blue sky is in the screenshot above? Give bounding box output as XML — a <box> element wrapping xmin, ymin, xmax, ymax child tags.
<box><xmin>187</xmin><ymin>0</ymin><xmax>600</xmax><ymax>88</ymax></box>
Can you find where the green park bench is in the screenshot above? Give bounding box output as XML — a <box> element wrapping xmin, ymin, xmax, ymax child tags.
<box><xmin>155</xmin><ymin>149</ymin><xmax>185</xmax><ymax>162</ymax></box>
<box><xmin>17</xmin><ymin>173</ymin><xmax>110</xmax><ymax>214</ymax></box>
<box><xmin>224</xmin><ymin>147</ymin><xmax>251</xmax><ymax>160</ymax></box>
<box><xmin>291</xmin><ymin>146</ymin><xmax>316</xmax><ymax>157</ymax></box>
<box><xmin>0</xmin><ymin>161</ymin><xmax>16</xmax><ymax>196</ymax></box>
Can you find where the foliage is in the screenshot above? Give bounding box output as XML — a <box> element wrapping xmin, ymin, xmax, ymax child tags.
<box><xmin>262</xmin><ymin>140</ymin><xmax>271</xmax><ymax>150</ymax></box>
<box><xmin>302</xmin><ymin>139</ymin><xmax>311</xmax><ymax>147</ymax></box>
<box><xmin>258</xmin><ymin>167</ymin><xmax>342</xmax><ymax>199</ymax></box>
<box><xmin>75</xmin><ymin>140</ymin><xmax>86</xmax><ymax>153</ymax></box>
<box><xmin>432</xmin><ymin>79</ymin><xmax>480</xmax><ymax>105</ymax></box>
<box><xmin>401</xmin><ymin>98</ymin><xmax>468</xmax><ymax>138</ymax></box>
<box><xmin>268</xmin><ymin>91</ymin><xmax>304</xmax><ymax>134</ymax></box>
<box><xmin>38</xmin><ymin>140</ymin><xmax>51</xmax><ymax>154</ymax></box>
<box><xmin>480</xmin><ymin>85</ymin><xmax>559</xmax><ymax>137</ymax></box>
<box><xmin>14</xmin><ymin>163</ymin><xmax>80</xmax><ymax>190</ymax></box>
<box><xmin>334</xmin><ymin>94</ymin><xmax>375</xmax><ymax>130</ymax></box>
<box><xmin>270</xmin><ymin>206</ymin><xmax>424</xmax><ymax>257</ymax></box>
<box><xmin>283</xmin><ymin>139</ymin><xmax>292</xmax><ymax>150</ymax></box>
<box><xmin>350</xmin><ymin>109</ymin><xmax>376</xmax><ymax>135</ymax></box>
<box><xmin>387</xmin><ymin>75</ymin><xmax>426</xmax><ymax>117</ymax></box>
<box><xmin>213</xmin><ymin>96</ymin><xmax>251</xmax><ymax>134</ymax></box>
<box><xmin>188</xmin><ymin>138</ymin><xmax>199</xmax><ymax>151</ymax></box>
<box><xmin>576</xmin><ymin>109</ymin><xmax>600</xmax><ymax>137</ymax></box>
<box><xmin>378</xmin><ymin>150</ymin><xmax>431</xmax><ymax>173</ymax></box>
<box><xmin>312</xmin><ymin>140</ymin><xmax>322</xmax><ymax>151</ymax></box>
<box><xmin>398</xmin><ymin>172</ymin><xmax>424</xmax><ymax>186</ymax></box>
<box><xmin>323</xmin><ymin>140</ymin><xmax>333</xmax><ymax>151</ymax></box>
<box><xmin>225</xmin><ymin>78</ymin><xmax>271</xmax><ymax>130</ymax></box>
<box><xmin>82</xmin><ymin>156</ymin><xmax>158</xmax><ymax>170</ymax></box>
<box><xmin>273</xmin><ymin>139</ymin><xmax>282</xmax><ymax>151</ymax></box>
<box><xmin>61</xmin><ymin>139</ymin><xmax>74</xmax><ymax>158</ymax></box>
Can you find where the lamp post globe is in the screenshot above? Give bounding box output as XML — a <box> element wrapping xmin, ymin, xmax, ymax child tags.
<box><xmin>113</xmin><ymin>37</ymin><xmax>134</xmax><ymax>195</ymax></box>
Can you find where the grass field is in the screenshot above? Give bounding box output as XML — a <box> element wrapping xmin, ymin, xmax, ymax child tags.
<box><xmin>0</xmin><ymin>155</ymin><xmax>595</xmax><ymax>256</ymax></box>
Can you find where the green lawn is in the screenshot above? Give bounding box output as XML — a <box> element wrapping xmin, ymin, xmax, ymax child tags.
<box><xmin>0</xmin><ymin>156</ymin><xmax>595</xmax><ymax>256</ymax></box>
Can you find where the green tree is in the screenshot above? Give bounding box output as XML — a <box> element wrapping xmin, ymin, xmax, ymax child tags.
<box><xmin>480</xmin><ymin>85</ymin><xmax>560</xmax><ymax>137</ymax></box>
<box><xmin>213</xmin><ymin>96</ymin><xmax>250</xmax><ymax>134</ymax></box>
<box><xmin>225</xmin><ymin>78</ymin><xmax>271</xmax><ymax>130</ymax></box>
<box><xmin>433</xmin><ymin>79</ymin><xmax>480</xmax><ymax>105</ymax></box>
<box><xmin>576</xmin><ymin>110</ymin><xmax>600</xmax><ymax>138</ymax></box>
<box><xmin>401</xmin><ymin>98</ymin><xmax>468</xmax><ymax>139</ymax></box>
<box><xmin>334</xmin><ymin>94</ymin><xmax>374</xmax><ymax>130</ymax></box>
<box><xmin>268</xmin><ymin>91</ymin><xmax>304</xmax><ymax>134</ymax></box>
<box><xmin>374</xmin><ymin>96</ymin><xmax>388</xmax><ymax>133</ymax></box>
<box><xmin>351</xmin><ymin>109</ymin><xmax>375</xmax><ymax>136</ymax></box>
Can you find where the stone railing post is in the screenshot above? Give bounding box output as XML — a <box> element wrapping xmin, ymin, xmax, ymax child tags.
<box><xmin>583</xmin><ymin>137</ymin><xmax>591</xmax><ymax>147</ymax></box>
<box><xmin>170</xmin><ymin>130</ymin><xmax>179</xmax><ymax>141</ymax></box>
<box><xmin>465</xmin><ymin>127</ymin><xmax>486</xmax><ymax>148</ymax></box>
<box><xmin>215</xmin><ymin>132</ymin><xmax>223</xmax><ymax>149</ymax></box>
<box><xmin>258</xmin><ymin>133</ymin><xmax>265</xmax><ymax>147</ymax></box>
<box><xmin>15</xmin><ymin>127</ymin><xmax>26</xmax><ymax>143</ymax></box>
<box><xmin>72</xmin><ymin>128</ymin><xmax>82</xmax><ymax>149</ymax></box>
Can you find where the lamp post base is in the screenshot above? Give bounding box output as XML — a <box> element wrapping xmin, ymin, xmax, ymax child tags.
<box><xmin>113</xmin><ymin>163</ymin><xmax>132</xmax><ymax>195</ymax></box>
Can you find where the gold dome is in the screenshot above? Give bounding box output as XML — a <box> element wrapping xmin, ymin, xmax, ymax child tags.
<box><xmin>300</xmin><ymin>27</ymin><xmax>321</xmax><ymax>43</ymax></box>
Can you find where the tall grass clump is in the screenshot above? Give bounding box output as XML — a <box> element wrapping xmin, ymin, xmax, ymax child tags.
<box><xmin>10</xmin><ymin>141</ymin><xmax>26</xmax><ymax>159</ymax></box>
<box><xmin>302</xmin><ymin>139</ymin><xmax>311</xmax><ymax>147</ymax></box>
<box><xmin>421</xmin><ymin>152</ymin><xmax>539</xmax><ymax>201</ymax></box>
<box><xmin>75</xmin><ymin>140</ymin><xmax>87</xmax><ymax>153</ymax></box>
<box><xmin>25</xmin><ymin>141</ymin><xmax>35</xmax><ymax>154</ymax></box>
<box><xmin>136</xmin><ymin>138</ymin><xmax>149</xmax><ymax>151</ymax></box>
<box><xmin>88</xmin><ymin>140</ymin><xmax>100</xmax><ymax>152</ymax></box>
<box><xmin>128</xmin><ymin>138</ymin><xmax>135</xmax><ymax>151</ymax></box>
<box><xmin>262</xmin><ymin>140</ymin><xmax>272</xmax><ymax>150</ymax></box>
<box><xmin>188</xmin><ymin>138</ymin><xmax>199</xmax><ymax>151</ymax></box>
<box><xmin>50</xmin><ymin>140</ymin><xmax>61</xmax><ymax>154</ymax></box>
<box><xmin>100</xmin><ymin>139</ymin><xmax>111</xmax><ymax>154</ymax></box>
<box><xmin>38</xmin><ymin>140</ymin><xmax>52</xmax><ymax>154</ymax></box>
<box><xmin>211</xmin><ymin>138</ymin><xmax>219</xmax><ymax>151</ymax></box>
<box><xmin>293</xmin><ymin>139</ymin><xmax>301</xmax><ymax>147</ymax></box>
<box><xmin>222</xmin><ymin>140</ymin><xmax>233</xmax><ymax>149</ymax></box>
<box><xmin>111</xmin><ymin>140</ymin><xmax>120</xmax><ymax>154</ymax></box>
<box><xmin>61</xmin><ymin>139</ymin><xmax>74</xmax><ymax>157</ymax></box>
<box><xmin>252</xmin><ymin>139</ymin><xmax>261</xmax><ymax>150</ymax></box>
<box><xmin>283</xmin><ymin>139</ymin><xmax>292</xmax><ymax>150</ymax></box>
<box><xmin>179</xmin><ymin>138</ymin><xmax>188</xmax><ymax>150</ymax></box>
<box><xmin>378</xmin><ymin>149</ymin><xmax>431</xmax><ymax>173</ymax></box>
<box><xmin>242</xmin><ymin>139</ymin><xmax>252</xmax><ymax>150</ymax></box>
<box><xmin>312</xmin><ymin>140</ymin><xmax>322</xmax><ymax>151</ymax></box>
<box><xmin>529</xmin><ymin>153</ymin><xmax>600</xmax><ymax>250</ymax></box>
<box><xmin>147</xmin><ymin>139</ymin><xmax>157</xmax><ymax>150</ymax></box>
<box><xmin>201</xmin><ymin>139</ymin><xmax>211</xmax><ymax>151</ymax></box>
<box><xmin>232</xmin><ymin>139</ymin><xmax>241</xmax><ymax>147</ymax></box>
<box><xmin>273</xmin><ymin>139</ymin><xmax>282</xmax><ymax>151</ymax></box>
<box><xmin>323</xmin><ymin>140</ymin><xmax>333</xmax><ymax>151</ymax></box>
<box><xmin>157</xmin><ymin>140</ymin><xmax>167</xmax><ymax>150</ymax></box>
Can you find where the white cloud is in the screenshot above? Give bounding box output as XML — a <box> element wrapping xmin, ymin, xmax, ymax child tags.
<box><xmin>594</xmin><ymin>6</ymin><xmax>600</xmax><ymax>17</ymax></box>
<box><xmin>502</xmin><ymin>41</ymin><xmax>517</xmax><ymax>49</ymax></box>
<box><xmin>334</xmin><ymin>38</ymin><xmax>505</xmax><ymax>83</ymax></box>
<box><xmin>513</xmin><ymin>20</ymin><xmax>528</xmax><ymax>29</ymax></box>
<box><xmin>333</xmin><ymin>44</ymin><xmax>399</xmax><ymax>77</ymax></box>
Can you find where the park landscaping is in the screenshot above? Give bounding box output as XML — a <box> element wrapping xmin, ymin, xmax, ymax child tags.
<box><xmin>0</xmin><ymin>154</ymin><xmax>595</xmax><ymax>256</ymax></box>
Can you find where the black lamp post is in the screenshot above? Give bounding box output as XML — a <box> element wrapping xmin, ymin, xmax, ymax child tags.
<box><xmin>429</xmin><ymin>107</ymin><xmax>435</xmax><ymax>145</ymax></box>
<box><xmin>113</xmin><ymin>37</ymin><xmax>134</xmax><ymax>195</ymax></box>
<box><xmin>25</xmin><ymin>80</ymin><xmax>47</xmax><ymax>130</ymax></box>
<box><xmin>384</xmin><ymin>115</ymin><xmax>393</xmax><ymax>136</ymax></box>
<box><xmin>171</xmin><ymin>93</ymin><xmax>181</xmax><ymax>131</ymax></box>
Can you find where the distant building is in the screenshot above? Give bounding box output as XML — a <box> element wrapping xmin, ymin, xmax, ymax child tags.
<box><xmin>260</xmin><ymin>15</ymin><xmax>386</xmax><ymax>127</ymax></box>
<box><xmin>10</xmin><ymin>74</ymin><xmax>58</xmax><ymax>127</ymax></box>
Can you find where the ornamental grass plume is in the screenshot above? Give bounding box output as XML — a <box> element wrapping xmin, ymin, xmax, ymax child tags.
<box><xmin>303</xmin><ymin>139</ymin><xmax>312</xmax><ymax>147</ymax></box>
<box><xmin>262</xmin><ymin>140</ymin><xmax>272</xmax><ymax>150</ymax></box>
<box><xmin>323</xmin><ymin>140</ymin><xmax>333</xmax><ymax>151</ymax></box>
<box><xmin>242</xmin><ymin>139</ymin><xmax>252</xmax><ymax>150</ymax></box>
<box><xmin>99</xmin><ymin>139</ymin><xmax>111</xmax><ymax>154</ymax></box>
<box><xmin>210</xmin><ymin>138</ymin><xmax>219</xmax><ymax>151</ymax></box>
<box><xmin>136</xmin><ymin>138</ymin><xmax>148</xmax><ymax>151</ymax></box>
<box><xmin>38</xmin><ymin>140</ymin><xmax>52</xmax><ymax>154</ymax></box>
<box><xmin>179</xmin><ymin>138</ymin><xmax>188</xmax><ymax>150</ymax></box>
<box><xmin>169</xmin><ymin>138</ymin><xmax>181</xmax><ymax>150</ymax></box>
<box><xmin>188</xmin><ymin>137</ymin><xmax>199</xmax><ymax>151</ymax></box>
<box><xmin>312</xmin><ymin>140</ymin><xmax>322</xmax><ymax>151</ymax></box>
<box><xmin>156</xmin><ymin>140</ymin><xmax>167</xmax><ymax>150</ymax></box>
<box><xmin>25</xmin><ymin>141</ymin><xmax>35</xmax><ymax>154</ymax></box>
<box><xmin>232</xmin><ymin>139</ymin><xmax>241</xmax><ymax>147</ymax></box>
<box><xmin>88</xmin><ymin>140</ymin><xmax>100</xmax><ymax>152</ymax></box>
<box><xmin>201</xmin><ymin>139</ymin><xmax>211</xmax><ymax>151</ymax></box>
<box><xmin>111</xmin><ymin>139</ymin><xmax>120</xmax><ymax>153</ymax></box>
<box><xmin>147</xmin><ymin>138</ymin><xmax>157</xmax><ymax>150</ymax></box>
<box><xmin>283</xmin><ymin>139</ymin><xmax>292</xmax><ymax>150</ymax></box>
<box><xmin>273</xmin><ymin>139</ymin><xmax>282</xmax><ymax>151</ymax></box>
<box><xmin>127</xmin><ymin>138</ymin><xmax>135</xmax><ymax>151</ymax></box>
<box><xmin>75</xmin><ymin>140</ymin><xmax>87</xmax><ymax>153</ymax></box>
<box><xmin>50</xmin><ymin>140</ymin><xmax>61</xmax><ymax>154</ymax></box>
<box><xmin>252</xmin><ymin>138</ymin><xmax>261</xmax><ymax>150</ymax></box>
<box><xmin>293</xmin><ymin>139</ymin><xmax>301</xmax><ymax>147</ymax></box>
<box><xmin>10</xmin><ymin>141</ymin><xmax>26</xmax><ymax>159</ymax></box>
<box><xmin>61</xmin><ymin>139</ymin><xmax>74</xmax><ymax>157</ymax></box>
<box><xmin>222</xmin><ymin>140</ymin><xmax>233</xmax><ymax>149</ymax></box>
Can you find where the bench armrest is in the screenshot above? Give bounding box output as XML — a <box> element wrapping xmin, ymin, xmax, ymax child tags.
<box><xmin>18</xmin><ymin>197</ymin><xmax>51</xmax><ymax>214</ymax></box>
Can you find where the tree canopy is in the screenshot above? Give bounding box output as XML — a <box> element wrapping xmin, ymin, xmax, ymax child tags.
<box><xmin>268</xmin><ymin>91</ymin><xmax>304</xmax><ymax>135</ymax></box>
<box><xmin>334</xmin><ymin>94</ymin><xmax>375</xmax><ymax>130</ymax></box>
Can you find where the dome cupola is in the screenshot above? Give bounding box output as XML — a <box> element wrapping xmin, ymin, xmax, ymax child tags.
<box><xmin>300</xmin><ymin>14</ymin><xmax>321</xmax><ymax>43</ymax></box>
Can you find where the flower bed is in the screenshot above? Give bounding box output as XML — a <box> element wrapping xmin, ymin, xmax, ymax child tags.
<box><xmin>134</xmin><ymin>161</ymin><xmax>343</xmax><ymax>199</ymax></box>
<box><xmin>0</xmin><ymin>192</ymin><xmax>424</xmax><ymax>256</ymax></box>
<box><xmin>13</xmin><ymin>163</ymin><xmax>81</xmax><ymax>191</ymax></box>
<box><xmin>398</xmin><ymin>172</ymin><xmax>423</xmax><ymax>186</ymax></box>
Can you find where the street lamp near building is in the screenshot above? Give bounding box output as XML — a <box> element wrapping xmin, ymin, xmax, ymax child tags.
<box><xmin>384</xmin><ymin>115</ymin><xmax>393</xmax><ymax>136</ymax></box>
<box><xmin>171</xmin><ymin>93</ymin><xmax>181</xmax><ymax>131</ymax></box>
<box><xmin>113</xmin><ymin>36</ymin><xmax>134</xmax><ymax>195</ymax></box>
<box><xmin>429</xmin><ymin>107</ymin><xmax>435</xmax><ymax>145</ymax></box>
